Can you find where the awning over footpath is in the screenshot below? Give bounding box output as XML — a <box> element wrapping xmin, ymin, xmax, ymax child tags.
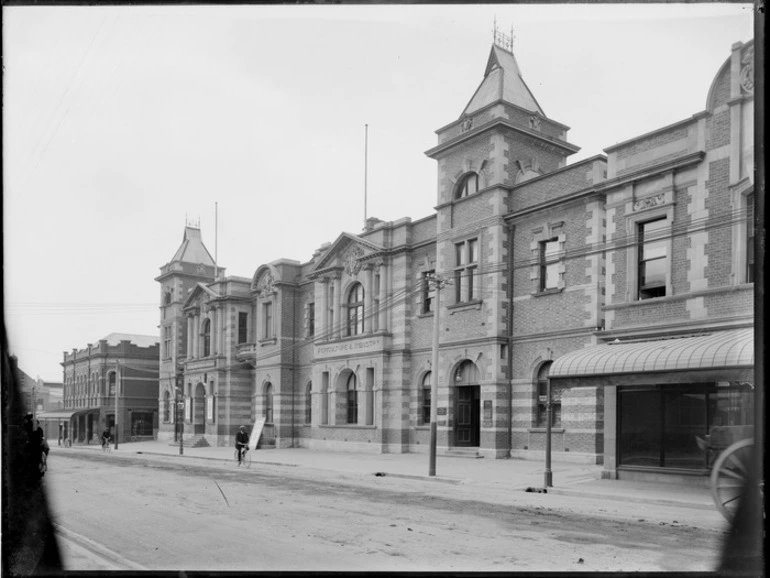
<box><xmin>549</xmin><ymin>328</ymin><xmax>754</xmax><ymax>387</ymax></box>
<box><xmin>36</xmin><ymin>409</ymin><xmax>98</xmax><ymax>421</ymax></box>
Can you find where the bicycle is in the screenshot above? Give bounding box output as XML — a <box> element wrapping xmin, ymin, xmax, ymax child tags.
<box><xmin>234</xmin><ymin>445</ymin><xmax>252</xmax><ymax>468</ymax></box>
<box><xmin>101</xmin><ymin>437</ymin><xmax>112</xmax><ymax>453</ymax></box>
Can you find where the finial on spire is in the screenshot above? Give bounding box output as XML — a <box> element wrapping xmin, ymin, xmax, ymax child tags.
<box><xmin>493</xmin><ymin>19</ymin><xmax>515</xmax><ymax>54</ymax></box>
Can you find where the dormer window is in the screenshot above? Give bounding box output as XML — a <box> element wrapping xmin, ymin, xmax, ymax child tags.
<box><xmin>455</xmin><ymin>172</ymin><xmax>479</xmax><ymax>199</ymax></box>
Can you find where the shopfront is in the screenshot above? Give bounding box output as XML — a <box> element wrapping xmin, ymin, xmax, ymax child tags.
<box><xmin>548</xmin><ymin>328</ymin><xmax>754</xmax><ymax>483</ymax></box>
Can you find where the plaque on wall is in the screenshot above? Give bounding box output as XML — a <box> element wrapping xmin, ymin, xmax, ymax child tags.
<box><xmin>437</xmin><ymin>407</ymin><xmax>447</xmax><ymax>416</ymax></box>
<box><xmin>483</xmin><ymin>399</ymin><xmax>493</xmax><ymax>420</ymax></box>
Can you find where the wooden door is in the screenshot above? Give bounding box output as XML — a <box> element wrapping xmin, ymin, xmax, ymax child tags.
<box><xmin>455</xmin><ymin>386</ymin><xmax>480</xmax><ymax>447</ymax></box>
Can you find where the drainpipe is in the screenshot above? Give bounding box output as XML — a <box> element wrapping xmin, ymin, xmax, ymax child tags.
<box><xmin>506</xmin><ymin>223</ymin><xmax>515</xmax><ymax>456</ymax></box>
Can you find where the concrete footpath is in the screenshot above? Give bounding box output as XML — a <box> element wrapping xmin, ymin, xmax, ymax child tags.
<box><xmin>51</xmin><ymin>438</ymin><xmax>717</xmax><ymax>512</ymax></box>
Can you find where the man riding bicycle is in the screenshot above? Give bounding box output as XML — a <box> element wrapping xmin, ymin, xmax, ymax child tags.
<box><xmin>235</xmin><ymin>425</ymin><xmax>250</xmax><ymax>466</ymax></box>
<box><xmin>101</xmin><ymin>427</ymin><xmax>111</xmax><ymax>449</ymax></box>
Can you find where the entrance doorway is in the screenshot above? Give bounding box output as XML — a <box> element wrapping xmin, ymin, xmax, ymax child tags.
<box><xmin>194</xmin><ymin>383</ymin><xmax>206</xmax><ymax>434</ymax></box>
<box><xmin>455</xmin><ymin>385</ymin><xmax>480</xmax><ymax>447</ymax></box>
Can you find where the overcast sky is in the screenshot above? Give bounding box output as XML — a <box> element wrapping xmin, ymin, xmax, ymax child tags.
<box><xmin>3</xmin><ymin>4</ymin><xmax>755</xmax><ymax>381</ymax></box>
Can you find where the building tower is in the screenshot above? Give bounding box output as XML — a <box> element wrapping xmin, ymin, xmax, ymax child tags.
<box><xmin>424</xmin><ymin>29</ymin><xmax>581</xmax><ymax>457</ymax></box>
<box><xmin>155</xmin><ymin>224</ymin><xmax>219</xmax><ymax>441</ymax></box>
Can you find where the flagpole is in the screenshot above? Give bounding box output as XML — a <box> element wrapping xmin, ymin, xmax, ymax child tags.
<box><xmin>364</xmin><ymin>124</ymin><xmax>368</xmax><ymax>227</ymax></box>
<box><xmin>214</xmin><ymin>202</ymin><xmax>218</xmax><ymax>279</ymax></box>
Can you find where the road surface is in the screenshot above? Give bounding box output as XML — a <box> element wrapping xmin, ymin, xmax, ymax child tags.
<box><xmin>43</xmin><ymin>451</ymin><xmax>726</xmax><ymax>572</ymax></box>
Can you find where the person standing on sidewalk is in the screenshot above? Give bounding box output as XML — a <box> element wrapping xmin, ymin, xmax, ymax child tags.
<box><xmin>235</xmin><ymin>426</ymin><xmax>250</xmax><ymax>466</ymax></box>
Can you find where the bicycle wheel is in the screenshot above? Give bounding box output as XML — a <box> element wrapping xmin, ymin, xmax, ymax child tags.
<box><xmin>711</xmin><ymin>438</ymin><xmax>753</xmax><ymax>522</ymax></box>
<box><xmin>242</xmin><ymin>449</ymin><xmax>252</xmax><ymax>468</ymax></box>
<box><xmin>234</xmin><ymin>448</ymin><xmax>247</xmax><ymax>466</ymax></box>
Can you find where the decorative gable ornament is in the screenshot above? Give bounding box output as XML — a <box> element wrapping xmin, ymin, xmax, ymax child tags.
<box><xmin>343</xmin><ymin>247</ymin><xmax>365</xmax><ymax>277</ymax></box>
<box><xmin>259</xmin><ymin>272</ymin><xmax>275</xmax><ymax>294</ymax></box>
<box><xmin>740</xmin><ymin>45</ymin><xmax>754</xmax><ymax>95</ymax></box>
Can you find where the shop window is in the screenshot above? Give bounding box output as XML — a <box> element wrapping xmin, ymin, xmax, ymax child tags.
<box><xmin>202</xmin><ymin>318</ymin><xmax>211</xmax><ymax>356</ymax></box>
<box><xmin>264</xmin><ymin>383</ymin><xmax>274</xmax><ymax>424</ymax></box>
<box><xmin>638</xmin><ymin>218</ymin><xmax>668</xmax><ymax>299</ymax></box>
<box><xmin>422</xmin><ymin>271</ymin><xmax>436</xmax><ymax>314</ymax></box>
<box><xmin>539</xmin><ymin>238</ymin><xmax>560</xmax><ymax>291</ymax></box>
<box><xmin>238</xmin><ymin>312</ymin><xmax>248</xmax><ymax>344</ymax></box>
<box><xmin>346</xmin><ymin>373</ymin><xmax>358</xmax><ymax>424</ymax></box>
<box><xmin>455</xmin><ymin>172</ymin><xmax>479</xmax><ymax>199</ymax></box>
<box><xmin>421</xmin><ymin>372</ymin><xmax>432</xmax><ymax>425</ymax></box>
<box><xmin>347</xmin><ymin>283</ymin><xmax>365</xmax><ymax>336</ymax></box>
<box><xmin>618</xmin><ymin>383</ymin><xmax>753</xmax><ymax>470</ymax></box>
<box><xmin>454</xmin><ymin>238</ymin><xmax>479</xmax><ymax>303</ymax></box>
<box><xmin>131</xmin><ymin>412</ymin><xmax>153</xmax><ymax>437</ymax></box>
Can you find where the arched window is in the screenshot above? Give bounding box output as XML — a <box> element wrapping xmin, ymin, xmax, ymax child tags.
<box><xmin>454</xmin><ymin>172</ymin><xmax>479</xmax><ymax>199</ymax></box>
<box><xmin>536</xmin><ymin>361</ymin><xmax>561</xmax><ymax>427</ymax></box>
<box><xmin>202</xmin><ymin>318</ymin><xmax>211</xmax><ymax>357</ymax></box>
<box><xmin>346</xmin><ymin>373</ymin><xmax>358</xmax><ymax>424</ymax></box>
<box><xmin>422</xmin><ymin>372</ymin><xmax>432</xmax><ymax>425</ymax></box>
<box><xmin>264</xmin><ymin>383</ymin><xmax>274</xmax><ymax>424</ymax></box>
<box><xmin>305</xmin><ymin>381</ymin><xmax>312</xmax><ymax>425</ymax></box>
<box><xmin>163</xmin><ymin>390</ymin><xmax>170</xmax><ymax>422</ymax></box>
<box><xmin>346</xmin><ymin>283</ymin><xmax>365</xmax><ymax>336</ymax></box>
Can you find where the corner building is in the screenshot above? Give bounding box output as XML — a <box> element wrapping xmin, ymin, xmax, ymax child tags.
<box><xmin>156</xmin><ymin>37</ymin><xmax>755</xmax><ymax>482</ymax></box>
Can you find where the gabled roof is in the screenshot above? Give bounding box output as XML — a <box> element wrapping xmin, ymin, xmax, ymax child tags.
<box><xmin>169</xmin><ymin>226</ymin><xmax>215</xmax><ymax>266</ymax></box>
<box><xmin>463</xmin><ymin>45</ymin><xmax>545</xmax><ymax>117</ymax></box>
<box><xmin>311</xmin><ymin>232</ymin><xmax>384</xmax><ymax>273</ymax></box>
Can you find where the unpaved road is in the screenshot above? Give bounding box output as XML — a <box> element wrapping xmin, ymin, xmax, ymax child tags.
<box><xmin>44</xmin><ymin>451</ymin><xmax>726</xmax><ymax>572</ymax></box>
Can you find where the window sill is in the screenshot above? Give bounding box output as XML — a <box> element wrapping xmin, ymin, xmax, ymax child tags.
<box><xmin>417</xmin><ymin>311</ymin><xmax>434</xmax><ymax>319</ymax></box>
<box><xmin>532</xmin><ymin>288</ymin><xmax>564</xmax><ymax>297</ymax></box>
<box><xmin>447</xmin><ymin>300</ymin><xmax>482</xmax><ymax>313</ymax></box>
<box><xmin>528</xmin><ymin>427</ymin><xmax>565</xmax><ymax>433</ymax></box>
<box><xmin>259</xmin><ymin>338</ymin><xmax>277</xmax><ymax>346</ymax></box>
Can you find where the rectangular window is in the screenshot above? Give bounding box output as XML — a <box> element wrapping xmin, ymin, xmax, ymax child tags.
<box><xmin>618</xmin><ymin>383</ymin><xmax>753</xmax><ymax>469</ymax></box>
<box><xmin>422</xmin><ymin>271</ymin><xmax>435</xmax><ymax>313</ymax></box>
<box><xmin>262</xmin><ymin>302</ymin><xmax>274</xmax><ymax>339</ymax></box>
<box><xmin>307</xmin><ymin>303</ymin><xmax>315</xmax><ymax>337</ymax></box>
<box><xmin>539</xmin><ymin>238</ymin><xmax>560</xmax><ymax>291</ymax></box>
<box><xmin>238</xmin><ymin>312</ymin><xmax>248</xmax><ymax>344</ymax></box>
<box><xmin>373</xmin><ymin>274</ymin><xmax>380</xmax><ymax>331</ymax></box>
<box><xmin>638</xmin><ymin>218</ymin><xmax>668</xmax><ymax>299</ymax></box>
<box><xmin>454</xmin><ymin>239</ymin><xmax>479</xmax><ymax>303</ymax></box>
<box><xmin>327</xmin><ymin>286</ymin><xmax>335</xmax><ymax>338</ymax></box>
<box><xmin>747</xmin><ymin>193</ymin><xmax>755</xmax><ymax>283</ymax></box>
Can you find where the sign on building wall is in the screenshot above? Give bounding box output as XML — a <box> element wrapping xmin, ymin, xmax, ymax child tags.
<box><xmin>314</xmin><ymin>336</ymin><xmax>384</xmax><ymax>360</ymax></box>
<box><xmin>184</xmin><ymin>397</ymin><xmax>191</xmax><ymax>421</ymax></box>
<box><xmin>250</xmin><ymin>417</ymin><xmax>266</xmax><ymax>451</ymax></box>
<box><xmin>206</xmin><ymin>395</ymin><xmax>214</xmax><ymax>422</ymax></box>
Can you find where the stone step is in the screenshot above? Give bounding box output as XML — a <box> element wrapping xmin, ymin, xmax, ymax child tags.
<box><xmin>444</xmin><ymin>448</ymin><xmax>483</xmax><ymax>459</ymax></box>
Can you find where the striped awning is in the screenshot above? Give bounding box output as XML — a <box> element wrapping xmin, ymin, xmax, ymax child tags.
<box><xmin>549</xmin><ymin>328</ymin><xmax>754</xmax><ymax>384</ymax></box>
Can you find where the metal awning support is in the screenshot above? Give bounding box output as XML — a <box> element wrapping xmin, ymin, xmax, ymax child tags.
<box><xmin>543</xmin><ymin>328</ymin><xmax>754</xmax><ymax>488</ymax></box>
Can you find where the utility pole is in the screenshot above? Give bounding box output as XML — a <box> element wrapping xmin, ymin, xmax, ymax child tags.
<box><xmin>114</xmin><ymin>361</ymin><xmax>120</xmax><ymax>450</ymax></box>
<box><xmin>544</xmin><ymin>379</ymin><xmax>553</xmax><ymax>487</ymax></box>
<box><xmin>176</xmin><ymin>373</ymin><xmax>184</xmax><ymax>455</ymax></box>
<box><xmin>429</xmin><ymin>273</ymin><xmax>450</xmax><ymax>477</ymax></box>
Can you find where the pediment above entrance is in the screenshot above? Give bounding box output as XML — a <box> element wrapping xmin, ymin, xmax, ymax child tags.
<box><xmin>183</xmin><ymin>282</ymin><xmax>220</xmax><ymax>311</ymax></box>
<box><xmin>309</xmin><ymin>233</ymin><xmax>385</xmax><ymax>279</ymax></box>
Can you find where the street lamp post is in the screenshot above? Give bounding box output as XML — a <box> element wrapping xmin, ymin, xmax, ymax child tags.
<box><xmin>114</xmin><ymin>361</ymin><xmax>120</xmax><ymax>450</ymax></box>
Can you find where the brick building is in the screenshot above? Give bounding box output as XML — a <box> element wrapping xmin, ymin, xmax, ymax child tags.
<box><xmin>156</xmin><ymin>36</ymin><xmax>754</xmax><ymax>482</ymax></box>
<box><xmin>49</xmin><ymin>333</ymin><xmax>160</xmax><ymax>445</ymax></box>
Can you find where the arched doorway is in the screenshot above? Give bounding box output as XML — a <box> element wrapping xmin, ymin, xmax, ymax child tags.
<box><xmin>453</xmin><ymin>360</ymin><xmax>480</xmax><ymax>447</ymax></box>
<box><xmin>194</xmin><ymin>383</ymin><xmax>206</xmax><ymax>434</ymax></box>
